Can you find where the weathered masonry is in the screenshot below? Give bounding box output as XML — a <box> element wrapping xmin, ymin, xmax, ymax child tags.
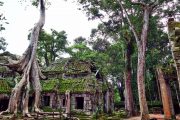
<box><xmin>168</xmin><ymin>18</ymin><xmax>180</xmax><ymax>90</ymax></box>
<box><xmin>0</xmin><ymin>56</ymin><xmax>114</xmax><ymax>114</ymax></box>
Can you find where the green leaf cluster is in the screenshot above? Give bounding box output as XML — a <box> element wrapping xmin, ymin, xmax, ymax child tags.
<box><xmin>0</xmin><ymin>79</ymin><xmax>11</xmax><ymax>94</ymax></box>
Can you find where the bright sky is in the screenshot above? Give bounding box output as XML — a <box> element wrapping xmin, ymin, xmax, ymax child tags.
<box><xmin>1</xmin><ymin>0</ymin><xmax>99</xmax><ymax>55</ymax></box>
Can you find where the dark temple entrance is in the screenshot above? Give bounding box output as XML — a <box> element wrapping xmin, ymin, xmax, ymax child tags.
<box><xmin>0</xmin><ymin>98</ymin><xmax>9</xmax><ymax>111</ymax></box>
<box><xmin>76</xmin><ymin>97</ymin><xmax>84</xmax><ymax>109</ymax></box>
<box><xmin>43</xmin><ymin>96</ymin><xmax>50</xmax><ymax>106</ymax></box>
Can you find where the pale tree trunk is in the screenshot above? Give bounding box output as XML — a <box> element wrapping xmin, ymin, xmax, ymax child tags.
<box><xmin>124</xmin><ymin>39</ymin><xmax>135</xmax><ymax>117</ymax></box>
<box><xmin>137</xmin><ymin>7</ymin><xmax>150</xmax><ymax>120</ymax></box>
<box><xmin>117</xmin><ymin>1</ymin><xmax>157</xmax><ymax>119</ymax></box>
<box><xmin>156</xmin><ymin>67</ymin><xmax>174</xmax><ymax>119</ymax></box>
<box><xmin>0</xmin><ymin>0</ymin><xmax>45</xmax><ymax>117</ymax></box>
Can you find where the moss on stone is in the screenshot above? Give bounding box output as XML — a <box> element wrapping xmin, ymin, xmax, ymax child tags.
<box><xmin>41</xmin><ymin>78</ymin><xmax>107</xmax><ymax>94</ymax></box>
<box><xmin>41</xmin><ymin>79</ymin><xmax>59</xmax><ymax>92</ymax></box>
<box><xmin>0</xmin><ymin>79</ymin><xmax>11</xmax><ymax>94</ymax></box>
<box><xmin>0</xmin><ymin>66</ymin><xmax>8</xmax><ymax>72</ymax></box>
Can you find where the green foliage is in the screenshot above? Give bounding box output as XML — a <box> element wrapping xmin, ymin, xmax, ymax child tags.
<box><xmin>71</xmin><ymin>110</ymin><xmax>87</xmax><ymax>116</ymax></box>
<box><xmin>67</xmin><ymin>41</ymin><xmax>110</xmax><ymax>75</ymax></box>
<box><xmin>0</xmin><ymin>66</ymin><xmax>7</xmax><ymax>72</ymax></box>
<box><xmin>41</xmin><ymin>78</ymin><xmax>107</xmax><ymax>93</ymax></box>
<box><xmin>114</xmin><ymin>87</ymin><xmax>121</xmax><ymax>104</ymax></box>
<box><xmin>0</xmin><ymin>1</ymin><xmax>8</xmax><ymax>51</ymax></box>
<box><xmin>0</xmin><ymin>37</ymin><xmax>8</xmax><ymax>51</ymax></box>
<box><xmin>44</xmin><ymin>58</ymin><xmax>68</xmax><ymax>72</ymax></box>
<box><xmin>76</xmin><ymin>0</ymin><xmax>179</xmax><ymax>105</ymax></box>
<box><xmin>42</xmin><ymin>106</ymin><xmax>54</xmax><ymax>112</ymax></box>
<box><xmin>41</xmin><ymin>79</ymin><xmax>59</xmax><ymax>92</ymax></box>
<box><xmin>114</xmin><ymin>109</ymin><xmax>128</xmax><ymax>118</ymax></box>
<box><xmin>35</xmin><ymin>29</ymin><xmax>68</xmax><ymax>66</ymax></box>
<box><xmin>74</xmin><ymin>36</ymin><xmax>86</xmax><ymax>44</ymax></box>
<box><xmin>0</xmin><ymin>79</ymin><xmax>11</xmax><ymax>94</ymax></box>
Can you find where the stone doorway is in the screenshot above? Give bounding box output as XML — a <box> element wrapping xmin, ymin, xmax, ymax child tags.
<box><xmin>0</xmin><ymin>98</ymin><xmax>9</xmax><ymax>111</ymax></box>
<box><xmin>43</xmin><ymin>96</ymin><xmax>50</xmax><ymax>106</ymax></box>
<box><xmin>76</xmin><ymin>97</ymin><xmax>84</xmax><ymax>109</ymax></box>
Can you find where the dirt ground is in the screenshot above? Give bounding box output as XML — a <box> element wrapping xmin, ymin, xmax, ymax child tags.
<box><xmin>124</xmin><ymin>114</ymin><xmax>180</xmax><ymax>120</ymax></box>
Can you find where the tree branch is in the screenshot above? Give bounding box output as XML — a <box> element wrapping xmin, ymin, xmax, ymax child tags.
<box><xmin>150</xmin><ymin>0</ymin><xmax>159</xmax><ymax>10</ymax></box>
<box><xmin>117</xmin><ymin>0</ymin><xmax>140</xmax><ymax>44</ymax></box>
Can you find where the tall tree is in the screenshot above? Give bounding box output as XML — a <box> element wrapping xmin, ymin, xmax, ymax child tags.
<box><xmin>77</xmin><ymin>0</ymin><xmax>180</xmax><ymax>119</ymax></box>
<box><xmin>37</xmin><ymin>29</ymin><xmax>68</xmax><ymax>66</ymax></box>
<box><xmin>0</xmin><ymin>0</ymin><xmax>45</xmax><ymax>117</ymax></box>
<box><xmin>90</xmin><ymin>23</ymin><xmax>136</xmax><ymax>116</ymax></box>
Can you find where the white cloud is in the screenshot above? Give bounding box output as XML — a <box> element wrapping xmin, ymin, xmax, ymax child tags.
<box><xmin>1</xmin><ymin>0</ymin><xmax>99</xmax><ymax>55</ymax></box>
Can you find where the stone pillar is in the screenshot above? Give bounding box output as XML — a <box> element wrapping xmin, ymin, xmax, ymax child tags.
<box><xmin>84</xmin><ymin>94</ymin><xmax>91</xmax><ymax>114</ymax></box>
<box><xmin>71</xmin><ymin>95</ymin><xmax>75</xmax><ymax>110</ymax></box>
<box><xmin>106</xmin><ymin>90</ymin><xmax>110</xmax><ymax>113</ymax></box>
<box><xmin>65</xmin><ymin>90</ymin><xmax>71</xmax><ymax>114</ymax></box>
<box><xmin>50</xmin><ymin>94</ymin><xmax>53</xmax><ymax>108</ymax></box>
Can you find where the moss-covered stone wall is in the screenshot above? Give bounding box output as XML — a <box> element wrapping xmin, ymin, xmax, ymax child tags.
<box><xmin>168</xmin><ymin>18</ymin><xmax>180</xmax><ymax>89</ymax></box>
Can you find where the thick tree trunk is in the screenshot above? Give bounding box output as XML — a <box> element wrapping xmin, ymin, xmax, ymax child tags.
<box><xmin>118</xmin><ymin>1</ymin><xmax>156</xmax><ymax>119</ymax></box>
<box><xmin>156</xmin><ymin>67</ymin><xmax>174</xmax><ymax>119</ymax></box>
<box><xmin>0</xmin><ymin>0</ymin><xmax>45</xmax><ymax>117</ymax></box>
<box><xmin>166</xmin><ymin>81</ymin><xmax>175</xmax><ymax>119</ymax></box>
<box><xmin>137</xmin><ymin>7</ymin><xmax>150</xmax><ymax>120</ymax></box>
<box><xmin>124</xmin><ymin>40</ymin><xmax>135</xmax><ymax>117</ymax></box>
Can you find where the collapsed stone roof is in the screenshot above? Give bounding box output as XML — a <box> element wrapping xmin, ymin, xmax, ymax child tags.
<box><xmin>44</xmin><ymin>58</ymin><xmax>97</xmax><ymax>74</ymax></box>
<box><xmin>0</xmin><ymin>57</ymin><xmax>109</xmax><ymax>94</ymax></box>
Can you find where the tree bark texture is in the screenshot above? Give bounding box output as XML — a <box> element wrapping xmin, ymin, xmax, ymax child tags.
<box><xmin>137</xmin><ymin>7</ymin><xmax>150</xmax><ymax>120</ymax></box>
<box><xmin>0</xmin><ymin>0</ymin><xmax>45</xmax><ymax>117</ymax></box>
<box><xmin>118</xmin><ymin>1</ymin><xmax>155</xmax><ymax>119</ymax></box>
<box><xmin>166</xmin><ymin>81</ymin><xmax>175</xmax><ymax>119</ymax></box>
<box><xmin>124</xmin><ymin>39</ymin><xmax>135</xmax><ymax>117</ymax></box>
<box><xmin>156</xmin><ymin>67</ymin><xmax>174</xmax><ymax>119</ymax></box>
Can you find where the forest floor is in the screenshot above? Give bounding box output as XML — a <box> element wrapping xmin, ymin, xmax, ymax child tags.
<box><xmin>124</xmin><ymin>114</ymin><xmax>180</xmax><ymax>120</ymax></box>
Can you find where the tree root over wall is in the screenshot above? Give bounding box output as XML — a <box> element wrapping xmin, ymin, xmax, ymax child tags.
<box><xmin>0</xmin><ymin>0</ymin><xmax>46</xmax><ymax>117</ymax></box>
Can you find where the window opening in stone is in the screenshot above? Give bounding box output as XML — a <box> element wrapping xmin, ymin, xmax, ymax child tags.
<box><xmin>62</xmin><ymin>98</ymin><xmax>65</xmax><ymax>106</ymax></box>
<box><xmin>0</xmin><ymin>98</ymin><xmax>9</xmax><ymax>111</ymax></box>
<box><xmin>76</xmin><ymin>97</ymin><xmax>84</xmax><ymax>109</ymax></box>
<box><xmin>44</xmin><ymin>96</ymin><xmax>50</xmax><ymax>106</ymax></box>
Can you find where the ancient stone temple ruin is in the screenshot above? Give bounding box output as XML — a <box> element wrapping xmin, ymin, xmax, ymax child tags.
<box><xmin>0</xmin><ymin>55</ymin><xmax>114</xmax><ymax>115</ymax></box>
<box><xmin>168</xmin><ymin>18</ymin><xmax>180</xmax><ymax>90</ymax></box>
<box><xmin>41</xmin><ymin>58</ymin><xmax>114</xmax><ymax>114</ymax></box>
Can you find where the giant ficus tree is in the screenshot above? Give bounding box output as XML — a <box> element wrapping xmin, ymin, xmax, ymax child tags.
<box><xmin>0</xmin><ymin>0</ymin><xmax>46</xmax><ymax>117</ymax></box>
